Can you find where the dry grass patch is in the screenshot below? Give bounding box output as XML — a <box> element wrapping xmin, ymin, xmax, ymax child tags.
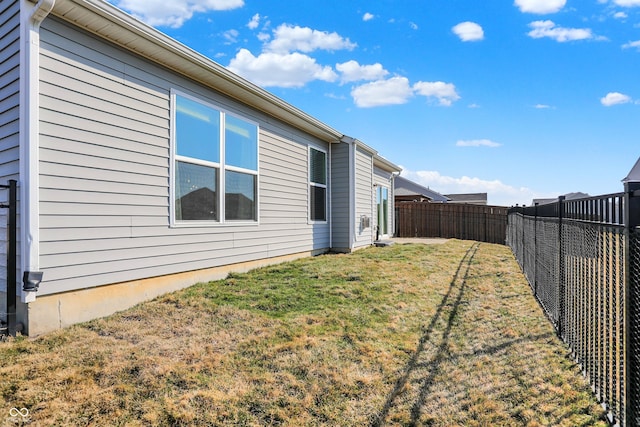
<box><xmin>1</xmin><ymin>240</ymin><xmax>606</xmax><ymax>426</ymax></box>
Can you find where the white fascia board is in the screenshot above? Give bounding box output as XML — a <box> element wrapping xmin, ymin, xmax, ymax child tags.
<box><xmin>352</xmin><ymin>138</ymin><xmax>401</xmax><ymax>173</ymax></box>
<box><xmin>374</xmin><ymin>155</ymin><xmax>402</xmax><ymax>174</ymax></box>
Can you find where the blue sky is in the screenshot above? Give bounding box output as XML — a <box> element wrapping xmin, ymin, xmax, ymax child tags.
<box><xmin>110</xmin><ymin>0</ymin><xmax>639</xmax><ymax>206</ymax></box>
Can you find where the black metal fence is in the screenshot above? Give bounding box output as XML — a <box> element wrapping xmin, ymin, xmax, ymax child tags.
<box><xmin>1</xmin><ymin>180</ymin><xmax>17</xmax><ymax>336</ymax></box>
<box><xmin>507</xmin><ymin>184</ymin><xmax>640</xmax><ymax>426</ymax></box>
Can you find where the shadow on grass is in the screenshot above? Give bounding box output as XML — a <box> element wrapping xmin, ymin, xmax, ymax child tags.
<box><xmin>371</xmin><ymin>242</ymin><xmax>563</xmax><ymax>427</ymax></box>
<box><xmin>371</xmin><ymin>241</ymin><xmax>480</xmax><ymax>427</ymax></box>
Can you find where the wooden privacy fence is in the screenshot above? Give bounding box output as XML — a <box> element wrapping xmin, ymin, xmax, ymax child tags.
<box><xmin>395</xmin><ymin>202</ymin><xmax>508</xmax><ymax>244</ymax></box>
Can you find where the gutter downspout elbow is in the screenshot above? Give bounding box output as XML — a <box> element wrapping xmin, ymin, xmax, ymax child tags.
<box><xmin>31</xmin><ymin>0</ymin><xmax>56</xmax><ymax>24</ymax></box>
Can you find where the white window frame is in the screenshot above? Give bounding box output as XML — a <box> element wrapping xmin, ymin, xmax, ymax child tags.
<box><xmin>170</xmin><ymin>89</ymin><xmax>259</xmax><ymax>227</ymax></box>
<box><xmin>308</xmin><ymin>145</ymin><xmax>328</xmax><ymax>223</ymax></box>
<box><xmin>376</xmin><ymin>185</ymin><xmax>389</xmax><ymax>237</ymax></box>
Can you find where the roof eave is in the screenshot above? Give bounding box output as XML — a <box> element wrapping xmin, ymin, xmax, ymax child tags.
<box><xmin>49</xmin><ymin>0</ymin><xmax>344</xmax><ymax>143</ymax></box>
<box><xmin>374</xmin><ymin>155</ymin><xmax>402</xmax><ymax>173</ymax></box>
<box><xmin>350</xmin><ymin>139</ymin><xmax>400</xmax><ymax>173</ymax></box>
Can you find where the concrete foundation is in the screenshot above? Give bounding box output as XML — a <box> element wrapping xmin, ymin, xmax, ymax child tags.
<box><xmin>21</xmin><ymin>250</ymin><xmax>324</xmax><ymax>336</ymax></box>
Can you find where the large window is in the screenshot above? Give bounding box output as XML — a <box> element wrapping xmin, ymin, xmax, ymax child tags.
<box><xmin>173</xmin><ymin>92</ymin><xmax>258</xmax><ymax>224</ymax></box>
<box><xmin>309</xmin><ymin>147</ymin><xmax>327</xmax><ymax>222</ymax></box>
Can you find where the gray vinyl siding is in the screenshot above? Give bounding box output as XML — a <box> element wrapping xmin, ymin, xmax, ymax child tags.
<box><xmin>0</xmin><ymin>0</ymin><xmax>20</xmax><ymax>182</ymax></box>
<box><xmin>374</xmin><ymin>166</ymin><xmax>394</xmax><ymax>238</ymax></box>
<box><xmin>37</xmin><ymin>18</ymin><xmax>331</xmax><ymax>295</ymax></box>
<box><xmin>0</xmin><ymin>0</ymin><xmax>20</xmax><ymax>291</ymax></box>
<box><xmin>354</xmin><ymin>147</ymin><xmax>373</xmax><ymax>249</ymax></box>
<box><xmin>330</xmin><ymin>142</ymin><xmax>350</xmax><ymax>251</ymax></box>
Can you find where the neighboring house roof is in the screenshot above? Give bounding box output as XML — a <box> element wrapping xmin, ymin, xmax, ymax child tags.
<box><xmin>444</xmin><ymin>193</ymin><xmax>488</xmax><ymax>205</ymax></box>
<box><xmin>532</xmin><ymin>192</ymin><xmax>590</xmax><ymax>206</ymax></box>
<box><xmin>49</xmin><ymin>0</ymin><xmax>344</xmax><ymax>144</ymax></box>
<box><xmin>623</xmin><ymin>157</ymin><xmax>640</xmax><ymax>183</ymax></box>
<box><xmin>394</xmin><ymin>176</ymin><xmax>450</xmax><ymax>202</ymax></box>
<box><xmin>531</xmin><ymin>198</ymin><xmax>556</xmax><ymax>206</ymax></box>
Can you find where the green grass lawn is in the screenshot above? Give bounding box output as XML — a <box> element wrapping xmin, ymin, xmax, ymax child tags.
<box><xmin>1</xmin><ymin>240</ymin><xmax>607</xmax><ymax>426</ymax></box>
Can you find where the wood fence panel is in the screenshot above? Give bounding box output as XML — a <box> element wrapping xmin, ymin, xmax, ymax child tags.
<box><xmin>395</xmin><ymin>202</ymin><xmax>508</xmax><ymax>244</ymax></box>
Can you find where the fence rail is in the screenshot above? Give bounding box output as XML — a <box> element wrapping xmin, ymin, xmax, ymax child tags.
<box><xmin>507</xmin><ymin>185</ymin><xmax>640</xmax><ymax>426</ymax></box>
<box><xmin>395</xmin><ymin>202</ymin><xmax>508</xmax><ymax>244</ymax></box>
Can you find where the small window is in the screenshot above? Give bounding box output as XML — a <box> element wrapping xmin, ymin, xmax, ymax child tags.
<box><xmin>173</xmin><ymin>92</ymin><xmax>258</xmax><ymax>224</ymax></box>
<box><xmin>309</xmin><ymin>147</ymin><xmax>327</xmax><ymax>222</ymax></box>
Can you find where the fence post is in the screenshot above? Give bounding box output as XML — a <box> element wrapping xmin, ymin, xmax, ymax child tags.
<box><xmin>625</xmin><ymin>176</ymin><xmax>640</xmax><ymax>426</ymax></box>
<box><xmin>5</xmin><ymin>180</ymin><xmax>17</xmax><ymax>336</ymax></box>
<box><xmin>558</xmin><ymin>196</ymin><xmax>566</xmax><ymax>338</ymax></box>
<box><xmin>522</xmin><ymin>207</ymin><xmax>526</xmax><ymax>274</ymax></box>
<box><xmin>534</xmin><ymin>203</ymin><xmax>538</xmax><ymax>297</ymax></box>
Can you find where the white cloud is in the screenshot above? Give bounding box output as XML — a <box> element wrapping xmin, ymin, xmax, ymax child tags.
<box><xmin>227</xmin><ymin>49</ymin><xmax>337</xmax><ymax>87</ymax></box>
<box><xmin>247</xmin><ymin>13</ymin><xmax>260</xmax><ymax>29</ymax></box>
<box><xmin>336</xmin><ymin>60</ymin><xmax>389</xmax><ymax>83</ymax></box>
<box><xmin>351</xmin><ymin>77</ymin><xmax>414</xmax><ymax>108</ymax></box>
<box><xmin>614</xmin><ymin>11</ymin><xmax>629</xmax><ymax>19</ymax></box>
<box><xmin>514</xmin><ymin>0</ymin><xmax>566</xmax><ymax>14</ymax></box>
<box><xmin>614</xmin><ymin>0</ymin><xmax>640</xmax><ymax>6</ymax></box>
<box><xmin>227</xmin><ymin>23</ymin><xmax>358</xmax><ymax>88</ymax></box>
<box><xmin>456</xmin><ymin>139</ymin><xmax>501</xmax><ymax>148</ymax></box>
<box><xmin>222</xmin><ymin>29</ymin><xmax>239</xmax><ymax>44</ymax></box>
<box><xmin>363</xmin><ymin>12</ymin><xmax>375</xmax><ymax>21</ymax></box>
<box><xmin>410</xmin><ymin>22</ymin><xmax>419</xmax><ymax>30</ymax></box>
<box><xmin>113</xmin><ymin>0</ymin><xmax>244</xmax><ymax>28</ymax></box>
<box><xmin>265</xmin><ymin>24</ymin><xmax>357</xmax><ymax>54</ymax></box>
<box><xmin>622</xmin><ymin>40</ymin><xmax>640</xmax><ymax>50</ymax></box>
<box><xmin>534</xmin><ymin>103</ymin><xmax>554</xmax><ymax>109</ymax></box>
<box><xmin>452</xmin><ymin>22</ymin><xmax>485</xmax><ymax>42</ymax></box>
<box><xmin>527</xmin><ymin>20</ymin><xmax>595</xmax><ymax>42</ymax></box>
<box><xmin>350</xmin><ymin>79</ymin><xmax>461</xmax><ymax>108</ymax></box>
<box><xmin>325</xmin><ymin>92</ymin><xmax>347</xmax><ymax>100</ymax></box>
<box><xmin>600</xmin><ymin>92</ymin><xmax>632</xmax><ymax>106</ymax></box>
<box><xmin>413</xmin><ymin>81</ymin><xmax>461</xmax><ymax>106</ymax></box>
<box><xmin>401</xmin><ymin>169</ymin><xmax>551</xmax><ymax>207</ymax></box>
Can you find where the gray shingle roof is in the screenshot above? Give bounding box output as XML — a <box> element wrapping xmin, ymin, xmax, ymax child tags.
<box><xmin>394</xmin><ymin>176</ymin><xmax>450</xmax><ymax>202</ymax></box>
<box><xmin>623</xmin><ymin>157</ymin><xmax>640</xmax><ymax>183</ymax></box>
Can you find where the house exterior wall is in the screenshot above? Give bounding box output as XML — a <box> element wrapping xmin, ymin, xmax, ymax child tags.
<box><xmin>35</xmin><ymin>17</ymin><xmax>332</xmax><ymax>298</ymax></box>
<box><xmin>0</xmin><ymin>1</ymin><xmax>20</xmax><ymax>186</ymax></box>
<box><xmin>0</xmin><ymin>0</ymin><xmax>20</xmax><ymax>308</ymax></box>
<box><xmin>353</xmin><ymin>146</ymin><xmax>373</xmax><ymax>249</ymax></box>
<box><xmin>330</xmin><ymin>141</ymin><xmax>351</xmax><ymax>252</ymax></box>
